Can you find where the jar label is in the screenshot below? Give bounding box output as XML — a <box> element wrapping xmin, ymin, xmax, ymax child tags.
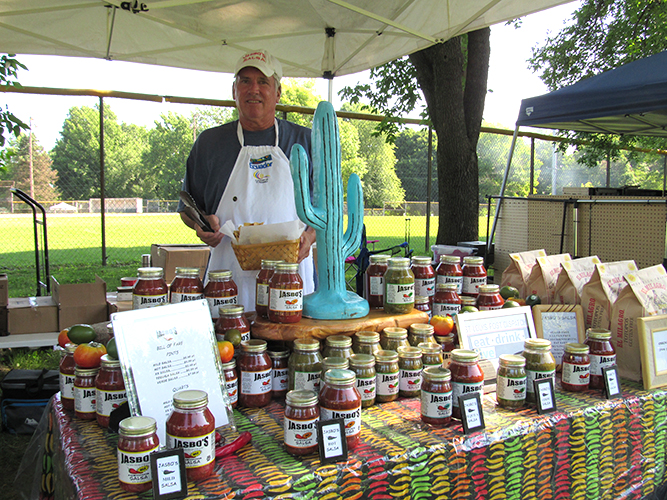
<box><xmin>208</xmin><ymin>295</ymin><xmax>238</xmax><ymax>318</ymax></box>
<box><xmin>589</xmin><ymin>354</ymin><xmax>616</xmax><ymax>376</ymax></box>
<box><xmin>385</xmin><ymin>283</ymin><xmax>415</xmax><ymax>305</ymax></box>
<box><xmin>270</xmin><ymin>288</ymin><xmax>303</xmax><ymax>312</ymax></box>
<box><xmin>320</xmin><ymin>405</ymin><xmax>361</xmax><ymax>437</ymax></box>
<box><xmin>437</xmin><ymin>274</ymin><xmax>463</xmax><ymax>294</ymax></box>
<box><xmin>415</xmin><ymin>278</ymin><xmax>436</xmax><ymax>297</ymax></box>
<box><xmin>526</xmin><ymin>370</ymin><xmax>555</xmax><ymax>393</ymax></box>
<box><xmin>376</xmin><ymin>371</ymin><xmax>399</xmax><ymax>396</ymax></box>
<box><xmin>74</xmin><ymin>385</ymin><xmax>97</xmax><ymax>414</ymax></box>
<box><xmin>171</xmin><ymin>292</ymin><xmax>205</xmax><ymax>304</ymax></box>
<box><xmin>369</xmin><ymin>276</ymin><xmax>384</xmax><ymax>296</ymax></box>
<box><xmin>118</xmin><ymin>445</ymin><xmax>158</xmax><ymax>485</ymax></box>
<box><xmin>421</xmin><ymin>390</ymin><xmax>452</xmax><ymax>418</ymax></box>
<box><xmin>399</xmin><ymin>369</ymin><xmax>422</xmax><ymax>392</ymax></box>
<box><xmin>293</xmin><ymin>371</ymin><xmax>321</xmax><ymax>393</ymax></box>
<box><xmin>60</xmin><ymin>371</ymin><xmax>74</xmax><ymax>400</ymax></box>
<box><xmin>256</xmin><ymin>283</ymin><xmax>270</xmax><ymax>307</ymax></box>
<box><xmin>562</xmin><ymin>362</ymin><xmax>590</xmax><ymax>385</ymax></box>
<box><xmin>356</xmin><ymin>376</ymin><xmax>376</xmax><ymax>401</ymax></box>
<box><xmin>462</xmin><ymin>276</ymin><xmax>486</xmax><ymax>295</ymax></box>
<box><xmin>241</xmin><ymin>330</ymin><xmax>250</xmax><ymax>342</ymax></box>
<box><xmin>241</xmin><ymin>368</ymin><xmax>272</xmax><ymax>395</ymax></box>
<box><xmin>226</xmin><ymin>377</ymin><xmax>238</xmax><ymax>404</ymax></box>
<box><xmin>284</xmin><ymin>416</ymin><xmax>319</xmax><ymax>449</ymax></box>
<box><xmin>96</xmin><ymin>388</ymin><xmax>127</xmax><ymax>417</ymax></box>
<box><xmin>133</xmin><ymin>293</ymin><xmax>168</xmax><ymax>310</ymax></box>
<box><xmin>272</xmin><ymin>368</ymin><xmax>289</xmax><ymax>392</ymax></box>
<box><xmin>451</xmin><ymin>381</ymin><xmax>483</xmax><ymax>407</ymax></box>
<box><xmin>479</xmin><ymin>304</ymin><xmax>503</xmax><ymax>311</ymax></box>
<box><xmin>433</xmin><ymin>303</ymin><xmax>460</xmax><ymax>317</ymax></box>
<box><xmin>166</xmin><ymin>431</ymin><xmax>215</xmax><ymax>469</ymax></box>
<box><xmin>497</xmin><ymin>376</ymin><xmax>527</xmax><ymax>401</ymax></box>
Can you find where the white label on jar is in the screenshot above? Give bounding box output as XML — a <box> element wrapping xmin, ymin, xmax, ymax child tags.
<box><xmin>479</xmin><ymin>304</ymin><xmax>503</xmax><ymax>311</ymax></box>
<box><xmin>437</xmin><ymin>274</ymin><xmax>463</xmax><ymax>294</ymax></box>
<box><xmin>270</xmin><ymin>288</ymin><xmax>303</xmax><ymax>312</ymax></box>
<box><xmin>166</xmin><ymin>431</ymin><xmax>215</xmax><ymax>469</ymax></box>
<box><xmin>118</xmin><ymin>446</ymin><xmax>158</xmax><ymax>485</ymax></box>
<box><xmin>443</xmin><ymin>352</ymin><xmax>452</xmax><ymax>369</ymax></box>
<box><xmin>133</xmin><ymin>293</ymin><xmax>168</xmax><ymax>310</ymax></box>
<box><xmin>256</xmin><ymin>283</ymin><xmax>269</xmax><ymax>307</ymax></box>
<box><xmin>421</xmin><ymin>390</ymin><xmax>453</xmax><ymax>419</ymax></box>
<box><xmin>376</xmin><ymin>371</ymin><xmax>399</xmax><ymax>396</ymax></box>
<box><xmin>370</xmin><ymin>276</ymin><xmax>384</xmax><ymax>296</ymax></box>
<box><xmin>462</xmin><ymin>276</ymin><xmax>486</xmax><ymax>295</ymax></box>
<box><xmin>385</xmin><ymin>283</ymin><xmax>414</xmax><ymax>305</ymax></box>
<box><xmin>240</xmin><ymin>330</ymin><xmax>250</xmax><ymax>342</ymax></box>
<box><xmin>526</xmin><ymin>370</ymin><xmax>555</xmax><ymax>394</ymax></box>
<box><xmin>356</xmin><ymin>376</ymin><xmax>376</xmax><ymax>401</ymax></box>
<box><xmin>60</xmin><ymin>371</ymin><xmax>74</xmax><ymax>400</ymax></box>
<box><xmin>400</xmin><ymin>369</ymin><xmax>422</xmax><ymax>392</ymax></box>
<box><xmin>433</xmin><ymin>303</ymin><xmax>460</xmax><ymax>317</ymax></box>
<box><xmin>415</xmin><ymin>278</ymin><xmax>436</xmax><ymax>297</ymax></box>
<box><xmin>293</xmin><ymin>371</ymin><xmax>321</xmax><ymax>393</ymax></box>
<box><xmin>497</xmin><ymin>375</ymin><xmax>527</xmax><ymax>401</ymax></box>
<box><xmin>171</xmin><ymin>292</ymin><xmax>204</xmax><ymax>304</ymax></box>
<box><xmin>284</xmin><ymin>416</ymin><xmax>319</xmax><ymax>449</ymax></box>
<box><xmin>241</xmin><ymin>368</ymin><xmax>272</xmax><ymax>395</ymax></box>
<box><xmin>74</xmin><ymin>386</ymin><xmax>96</xmax><ymax>414</ymax></box>
<box><xmin>320</xmin><ymin>405</ymin><xmax>361</xmax><ymax>437</ymax></box>
<box><xmin>208</xmin><ymin>295</ymin><xmax>238</xmax><ymax>319</ymax></box>
<box><xmin>451</xmin><ymin>381</ymin><xmax>483</xmax><ymax>407</ymax></box>
<box><xmin>562</xmin><ymin>362</ymin><xmax>590</xmax><ymax>386</ymax></box>
<box><xmin>273</xmin><ymin>368</ymin><xmax>288</xmax><ymax>392</ymax></box>
<box><xmin>589</xmin><ymin>354</ymin><xmax>616</xmax><ymax>376</ymax></box>
<box><xmin>96</xmin><ymin>389</ymin><xmax>127</xmax><ymax>417</ymax></box>
<box><xmin>226</xmin><ymin>376</ymin><xmax>238</xmax><ymax>404</ymax></box>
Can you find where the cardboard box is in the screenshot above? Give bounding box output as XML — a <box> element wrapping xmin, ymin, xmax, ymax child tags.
<box><xmin>0</xmin><ymin>273</ymin><xmax>8</xmax><ymax>307</ymax></box>
<box><xmin>150</xmin><ymin>244</ymin><xmax>210</xmax><ymax>283</ymax></box>
<box><xmin>0</xmin><ymin>307</ymin><xmax>7</xmax><ymax>336</ymax></box>
<box><xmin>51</xmin><ymin>276</ymin><xmax>108</xmax><ymax>330</ymax></box>
<box><xmin>7</xmin><ymin>296</ymin><xmax>59</xmax><ymax>334</ymax></box>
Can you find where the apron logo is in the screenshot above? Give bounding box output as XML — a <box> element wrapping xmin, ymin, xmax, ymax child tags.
<box><xmin>249</xmin><ymin>155</ymin><xmax>273</xmax><ymax>170</ymax></box>
<box><xmin>254</xmin><ymin>171</ymin><xmax>270</xmax><ymax>183</ymax></box>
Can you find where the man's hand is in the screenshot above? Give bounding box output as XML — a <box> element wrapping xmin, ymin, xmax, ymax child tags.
<box><xmin>180</xmin><ymin>212</ymin><xmax>223</xmax><ymax>247</ymax></box>
<box><xmin>298</xmin><ymin>227</ymin><xmax>316</xmax><ymax>263</ymax></box>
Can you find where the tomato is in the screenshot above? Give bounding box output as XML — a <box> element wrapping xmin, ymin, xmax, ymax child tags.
<box><xmin>73</xmin><ymin>342</ymin><xmax>107</xmax><ymax>368</ymax></box>
<box><xmin>67</xmin><ymin>324</ymin><xmax>96</xmax><ymax>344</ymax></box>
<box><xmin>58</xmin><ymin>329</ymin><xmax>70</xmax><ymax>348</ymax></box>
<box><xmin>217</xmin><ymin>340</ymin><xmax>234</xmax><ymax>364</ymax></box>
<box><xmin>106</xmin><ymin>337</ymin><xmax>119</xmax><ymax>360</ymax></box>
<box><xmin>526</xmin><ymin>294</ymin><xmax>542</xmax><ymax>307</ymax></box>
<box><xmin>430</xmin><ymin>315</ymin><xmax>455</xmax><ymax>336</ymax></box>
<box><xmin>499</xmin><ymin>286</ymin><xmax>520</xmax><ymax>300</ymax></box>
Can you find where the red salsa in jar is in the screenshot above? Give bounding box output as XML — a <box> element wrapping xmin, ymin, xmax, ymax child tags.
<box><xmin>238</xmin><ymin>339</ymin><xmax>273</xmax><ymax>407</ymax></box>
<box><xmin>284</xmin><ymin>390</ymin><xmax>320</xmax><ymax>455</ymax></box>
<box><xmin>414</xmin><ymin>295</ymin><xmax>432</xmax><ymax>319</ymax></box>
<box><xmin>432</xmin><ymin>283</ymin><xmax>461</xmax><ymax>319</ymax></box>
<box><xmin>222</xmin><ymin>359</ymin><xmax>238</xmax><ymax>408</ymax></box>
<box><xmin>74</xmin><ymin>367</ymin><xmax>99</xmax><ymax>420</ymax></box>
<box><xmin>450</xmin><ymin>349</ymin><xmax>484</xmax><ymax>420</ymax></box>
<box><xmin>215</xmin><ymin>304</ymin><xmax>250</xmax><ymax>343</ymax></box>
<box><xmin>561</xmin><ymin>343</ymin><xmax>590</xmax><ymax>392</ymax></box>
<box><xmin>461</xmin><ymin>256</ymin><xmax>487</xmax><ymax>297</ymax></box>
<box><xmin>365</xmin><ymin>254</ymin><xmax>391</xmax><ymax>309</ymax></box>
<box><xmin>170</xmin><ymin>267</ymin><xmax>204</xmax><ymax>304</ymax></box>
<box><xmin>421</xmin><ymin>366</ymin><xmax>453</xmax><ymax>426</ymax></box>
<box><xmin>269</xmin><ymin>263</ymin><xmax>303</xmax><ymax>323</ymax></box>
<box><xmin>268</xmin><ymin>348</ymin><xmax>290</xmax><ymax>399</ymax></box>
<box><xmin>412</xmin><ymin>256</ymin><xmax>436</xmax><ymax>304</ymax></box>
<box><xmin>132</xmin><ymin>267</ymin><xmax>168</xmax><ymax>310</ymax></box>
<box><xmin>436</xmin><ymin>255</ymin><xmax>463</xmax><ymax>294</ymax></box>
<box><xmin>256</xmin><ymin>260</ymin><xmax>281</xmax><ymax>319</ymax></box>
<box><xmin>205</xmin><ymin>270</ymin><xmax>238</xmax><ymax>320</ymax></box>
<box><xmin>117</xmin><ymin>416</ymin><xmax>159</xmax><ymax>493</ymax></box>
<box><xmin>166</xmin><ymin>390</ymin><xmax>216</xmax><ymax>481</ymax></box>
<box><xmin>476</xmin><ymin>284</ymin><xmax>505</xmax><ymax>310</ymax></box>
<box><xmin>59</xmin><ymin>343</ymin><xmax>77</xmax><ymax>411</ymax></box>
<box><xmin>585</xmin><ymin>328</ymin><xmax>616</xmax><ymax>389</ymax></box>
<box><xmin>319</xmin><ymin>369</ymin><xmax>362</xmax><ymax>450</ymax></box>
<box><xmin>95</xmin><ymin>354</ymin><xmax>127</xmax><ymax>428</ymax></box>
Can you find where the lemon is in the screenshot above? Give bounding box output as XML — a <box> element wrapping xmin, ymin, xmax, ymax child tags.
<box><xmin>499</xmin><ymin>286</ymin><xmax>520</xmax><ymax>300</ymax></box>
<box><xmin>460</xmin><ymin>305</ymin><xmax>479</xmax><ymax>313</ymax></box>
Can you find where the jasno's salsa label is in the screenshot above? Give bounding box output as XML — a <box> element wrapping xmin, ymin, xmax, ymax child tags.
<box><xmin>166</xmin><ymin>432</ymin><xmax>215</xmax><ymax>469</ymax></box>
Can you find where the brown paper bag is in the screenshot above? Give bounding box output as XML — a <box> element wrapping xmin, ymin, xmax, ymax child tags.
<box><xmin>500</xmin><ymin>249</ymin><xmax>547</xmax><ymax>298</ymax></box>
<box><xmin>553</xmin><ymin>256</ymin><xmax>601</xmax><ymax>305</ymax></box>
<box><xmin>580</xmin><ymin>260</ymin><xmax>638</xmax><ymax>330</ymax></box>
<box><xmin>611</xmin><ymin>265</ymin><xmax>667</xmax><ymax>381</ymax></box>
<box><xmin>525</xmin><ymin>253</ymin><xmax>572</xmax><ymax>304</ymax></box>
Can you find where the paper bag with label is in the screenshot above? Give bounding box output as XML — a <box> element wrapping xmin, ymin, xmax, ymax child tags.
<box><xmin>553</xmin><ymin>256</ymin><xmax>601</xmax><ymax>305</ymax></box>
<box><xmin>501</xmin><ymin>249</ymin><xmax>547</xmax><ymax>298</ymax></box>
<box><xmin>611</xmin><ymin>265</ymin><xmax>667</xmax><ymax>381</ymax></box>
<box><xmin>525</xmin><ymin>253</ymin><xmax>571</xmax><ymax>304</ymax></box>
<box><xmin>580</xmin><ymin>260</ymin><xmax>638</xmax><ymax>330</ymax></box>
<box><xmin>220</xmin><ymin>220</ymin><xmax>305</xmax><ymax>245</ymax></box>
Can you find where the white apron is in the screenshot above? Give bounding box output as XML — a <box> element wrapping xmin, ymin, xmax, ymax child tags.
<box><xmin>207</xmin><ymin>120</ymin><xmax>315</xmax><ymax>313</ymax></box>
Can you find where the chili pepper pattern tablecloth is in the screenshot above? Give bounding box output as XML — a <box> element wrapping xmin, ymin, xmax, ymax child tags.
<box><xmin>29</xmin><ymin>379</ymin><xmax>667</xmax><ymax>500</ymax></box>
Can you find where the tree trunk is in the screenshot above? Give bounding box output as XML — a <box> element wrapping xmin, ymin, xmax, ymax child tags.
<box><xmin>409</xmin><ymin>28</ymin><xmax>490</xmax><ymax>245</ymax></box>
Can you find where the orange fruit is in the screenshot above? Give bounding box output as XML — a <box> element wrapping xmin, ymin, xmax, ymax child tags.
<box><xmin>57</xmin><ymin>328</ymin><xmax>70</xmax><ymax>348</ymax></box>
<box><xmin>217</xmin><ymin>340</ymin><xmax>234</xmax><ymax>364</ymax></box>
<box><xmin>430</xmin><ymin>315</ymin><xmax>455</xmax><ymax>336</ymax></box>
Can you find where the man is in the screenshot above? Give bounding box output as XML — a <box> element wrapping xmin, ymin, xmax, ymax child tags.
<box><xmin>178</xmin><ymin>49</ymin><xmax>316</xmax><ymax>312</ymax></box>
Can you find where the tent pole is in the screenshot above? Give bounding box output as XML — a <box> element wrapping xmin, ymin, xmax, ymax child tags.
<box><xmin>328</xmin><ymin>79</ymin><xmax>333</xmax><ymax>103</ymax></box>
<box><xmin>663</xmin><ymin>155</ymin><xmax>666</xmax><ymax>196</ymax></box>
<box><xmin>99</xmin><ymin>97</ymin><xmax>107</xmax><ymax>266</ymax></box>
<box><xmin>488</xmin><ymin>125</ymin><xmax>519</xmax><ymax>257</ymax></box>
<box><xmin>426</xmin><ymin>126</ymin><xmax>433</xmax><ymax>253</ymax></box>
<box><xmin>606</xmin><ymin>150</ymin><xmax>611</xmax><ymax>187</ymax></box>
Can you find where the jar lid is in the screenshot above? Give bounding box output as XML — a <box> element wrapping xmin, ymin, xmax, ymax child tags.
<box><xmin>565</xmin><ymin>342</ymin><xmax>590</xmax><ymax>355</ymax></box>
<box><xmin>383</xmin><ymin>327</ymin><xmax>408</xmax><ymax>339</ymax></box>
<box><xmin>294</xmin><ymin>337</ymin><xmax>320</xmax><ymax>351</ymax></box>
<box><xmin>435</xmin><ymin>283</ymin><xmax>458</xmax><ymax>291</ymax></box>
<box><xmin>463</xmin><ymin>256</ymin><xmax>484</xmax><ymax>265</ymax></box>
<box><xmin>173</xmin><ymin>389</ymin><xmax>208</xmax><ymax>409</ymax></box>
<box><xmin>267</xmin><ymin>349</ymin><xmax>290</xmax><ymax>358</ymax></box>
<box><xmin>414</xmin><ymin>296</ymin><xmax>430</xmax><ymax>305</ymax></box>
<box><xmin>209</xmin><ymin>269</ymin><xmax>232</xmax><ymax>279</ymax></box>
<box><xmin>524</xmin><ymin>338</ymin><xmax>551</xmax><ymax>350</ymax></box>
<box><xmin>435</xmin><ymin>332</ymin><xmax>456</xmax><ymax>342</ymax></box>
<box><xmin>119</xmin><ymin>416</ymin><xmax>157</xmax><ymax>437</ymax></box>
<box><xmin>261</xmin><ymin>259</ymin><xmax>283</xmax><ymax>269</ymax></box>
<box><xmin>397</xmin><ymin>346</ymin><xmax>422</xmax><ymax>358</ymax></box>
<box><xmin>478</xmin><ymin>284</ymin><xmax>499</xmax><ymax>294</ymax></box>
<box><xmin>451</xmin><ymin>349</ymin><xmax>480</xmax><ymax>362</ymax></box>
<box><xmin>375</xmin><ymin>349</ymin><xmax>399</xmax><ymax>362</ymax></box>
<box><xmin>137</xmin><ymin>267</ymin><xmax>163</xmax><ymax>278</ymax></box>
<box><xmin>410</xmin><ymin>323</ymin><xmax>434</xmax><ymax>335</ymax></box>
<box><xmin>100</xmin><ymin>354</ymin><xmax>120</xmax><ymax>368</ymax></box>
<box><xmin>275</xmin><ymin>262</ymin><xmax>299</xmax><ymax>272</ymax></box>
<box><xmin>369</xmin><ymin>254</ymin><xmax>391</xmax><ymax>264</ymax></box>
<box><xmin>74</xmin><ymin>367</ymin><xmax>100</xmax><ymax>377</ymax></box>
<box><xmin>586</xmin><ymin>328</ymin><xmax>612</xmax><ymax>340</ymax></box>
<box><xmin>323</xmin><ymin>368</ymin><xmax>356</xmax><ymax>386</ymax></box>
<box><xmin>219</xmin><ymin>304</ymin><xmax>245</xmax><ymax>316</ymax></box>
<box><xmin>418</xmin><ymin>342</ymin><xmax>442</xmax><ymax>354</ymax></box>
<box><xmin>221</xmin><ymin>359</ymin><xmax>237</xmax><ymax>369</ymax></box>
<box><xmin>499</xmin><ymin>354</ymin><xmax>526</xmax><ymax>367</ymax></box>
<box><xmin>349</xmin><ymin>353</ymin><xmax>375</xmax><ymax>367</ymax></box>
<box><xmin>387</xmin><ymin>257</ymin><xmax>410</xmax><ymax>269</ymax></box>
<box><xmin>460</xmin><ymin>296</ymin><xmax>477</xmax><ymax>306</ymax></box>
<box><xmin>175</xmin><ymin>267</ymin><xmax>200</xmax><ymax>276</ymax></box>
<box><xmin>241</xmin><ymin>339</ymin><xmax>267</xmax><ymax>353</ymax></box>
<box><xmin>422</xmin><ymin>366</ymin><xmax>451</xmax><ymax>381</ymax></box>
<box><xmin>326</xmin><ymin>335</ymin><xmax>352</xmax><ymax>348</ymax></box>
<box><xmin>323</xmin><ymin>356</ymin><xmax>349</xmax><ymax>370</ymax></box>
<box><xmin>411</xmin><ymin>256</ymin><xmax>432</xmax><ymax>266</ymax></box>
<box><xmin>355</xmin><ymin>331</ymin><xmax>380</xmax><ymax>344</ymax></box>
<box><xmin>285</xmin><ymin>390</ymin><xmax>318</xmax><ymax>407</ymax></box>
<box><xmin>64</xmin><ymin>343</ymin><xmax>78</xmax><ymax>354</ymax></box>
<box><xmin>440</xmin><ymin>255</ymin><xmax>461</xmax><ymax>264</ymax></box>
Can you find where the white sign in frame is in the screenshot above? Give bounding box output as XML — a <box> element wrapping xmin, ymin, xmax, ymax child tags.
<box><xmin>637</xmin><ymin>314</ymin><xmax>667</xmax><ymax>390</ymax></box>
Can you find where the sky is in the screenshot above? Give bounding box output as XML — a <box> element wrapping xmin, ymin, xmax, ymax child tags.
<box><xmin>2</xmin><ymin>1</ymin><xmax>579</xmax><ymax>151</ymax></box>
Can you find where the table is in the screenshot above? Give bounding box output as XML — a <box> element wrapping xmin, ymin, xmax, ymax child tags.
<box><xmin>21</xmin><ymin>379</ymin><xmax>667</xmax><ymax>500</ymax></box>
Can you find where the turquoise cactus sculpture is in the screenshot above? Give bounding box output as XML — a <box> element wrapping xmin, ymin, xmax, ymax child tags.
<box><xmin>290</xmin><ymin>101</ymin><xmax>369</xmax><ymax>320</ymax></box>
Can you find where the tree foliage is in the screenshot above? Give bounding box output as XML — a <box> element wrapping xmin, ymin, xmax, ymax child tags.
<box><xmin>1</xmin><ymin>132</ymin><xmax>58</xmax><ymax>200</ymax></box>
<box><xmin>394</xmin><ymin>128</ymin><xmax>437</xmax><ymax>202</ymax></box>
<box><xmin>0</xmin><ymin>54</ymin><xmax>29</xmax><ymax>170</ymax></box>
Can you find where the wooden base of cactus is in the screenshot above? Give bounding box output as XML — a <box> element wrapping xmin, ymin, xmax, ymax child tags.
<box><xmin>302</xmin><ymin>289</ymin><xmax>370</xmax><ymax>320</ymax></box>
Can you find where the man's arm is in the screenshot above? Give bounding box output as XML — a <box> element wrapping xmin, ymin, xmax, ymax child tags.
<box><xmin>298</xmin><ymin>226</ymin><xmax>316</xmax><ymax>263</ymax></box>
<box><xmin>179</xmin><ymin>211</ymin><xmax>224</xmax><ymax>248</ymax></box>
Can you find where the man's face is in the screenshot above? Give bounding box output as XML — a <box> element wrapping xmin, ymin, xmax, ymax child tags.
<box><xmin>233</xmin><ymin>67</ymin><xmax>281</xmax><ymax>131</ymax></box>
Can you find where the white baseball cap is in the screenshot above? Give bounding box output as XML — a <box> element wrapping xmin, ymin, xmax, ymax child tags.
<box><xmin>234</xmin><ymin>50</ymin><xmax>283</xmax><ymax>81</ymax></box>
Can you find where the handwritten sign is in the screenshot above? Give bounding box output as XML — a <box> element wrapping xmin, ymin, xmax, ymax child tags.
<box><xmin>317</xmin><ymin>419</ymin><xmax>348</xmax><ymax>464</ymax></box>
<box><xmin>532</xmin><ymin>305</ymin><xmax>585</xmax><ymax>368</ymax></box>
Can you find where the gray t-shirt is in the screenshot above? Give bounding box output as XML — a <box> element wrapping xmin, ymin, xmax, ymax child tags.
<box><xmin>178</xmin><ymin>119</ymin><xmax>312</xmax><ymax>215</ymax></box>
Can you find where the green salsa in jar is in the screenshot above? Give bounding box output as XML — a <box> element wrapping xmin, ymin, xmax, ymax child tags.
<box><xmin>521</xmin><ymin>338</ymin><xmax>556</xmax><ymax>403</ymax></box>
<box><xmin>384</xmin><ymin>258</ymin><xmax>415</xmax><ymax>314</ymax></box>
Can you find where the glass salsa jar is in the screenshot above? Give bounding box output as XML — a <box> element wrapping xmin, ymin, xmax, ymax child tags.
<box><xmin>319</xmin><ymin>369</ymin><xmax>362</xmax><ymax>450</ymax></box>
<box><xmin>256</xmin><ymin>259</ymin><xmax>282</xmax><ymax>318</ymax></box>
<box><xmin>398</xmin><ymin>346</ymin><xmax>423</xmax><ymax>397</ymax></box>
<box><xmin>561</xmin><ymin>343</ymin><xmax>591</xmax><ymax>392</ymax></box>
<box><xmin>365</xmin><ymin>254</ymin><xmax>391</xmax><ymax>309</ymax></box>
<box><xmin>74</xmin><ymin>367</ymin><xmax>99</xmax><ymax>420</ymax></box>
<box><xmin>375</xmin><ymin>350</ymin><xmax>400</xmax><ymax>403</ymax></box>
<box><xmin>284</xmin><ymin>390</ymin><xmax>320</xmax><ymax>456</ymax></box>
<box><xmin>170</xmin><ymin>267</ymin><xmax>204</xmax><ymax>304</ymax></box>
<box><xmin>435</xmin><ymin>333</ymin><xmax>457</xmax><ymax>368</ymax></box>
<box><xmin>222</xmin><ymin>359</ymin><xmax>238</xmax><ymax>408</ymax></box>
<box><xmin>384</xmin><ymin>258</ymin><xmax>415</xmax><ymax>315</ymax></box>
<box><xmin>476</xmin><ymin>284</ymin><xmax>505</xmax><ymax>311</ymax></box>
<box><xmin>409</xmin><ymin>323</ymin><xmax>436</xmax><ymax>347</ymax></box>
<box><xmin>322</xmin><ymin>357</ymin><xmax>349</xmax><ymax>379</ymax></box>
<box><xmin>585</xmin><ymin>328</ymin><xmax>616</xmax><ymax>389</ymax></box>
<box><xmin>288</xmin><ymin>338</ymin><xmax>323</xmax><ymax>393</ymax></box>
<box><xmin>353</xmin><ymin>331</ymin><xmax>381</xmax><ymax>356</ymax></box>
<box><xmin>268</xmin><ymin>348</ymin><xmax>290</xmax><ymax>399</ymax></box>
<box><xmin>238</xmin><ymin>339</ymin><xmax>273</xmax><ymax>407</ymax></box>
<box><xmin>268</xmin><ymin>263</ymin><xmax>304</xmax><ymax>323</ymax></box>
<box><xmin>461</xmin><ymin>256</ymin><xmax>487</xmax><ymax>297</ymax></box>
<box><xmin>205</xmin><ymin>270</ymin><xmax>238</xmax><ymax>320</ymax></box>
<box><xmin>166</xmin><ymin>390</ymin><xmax>216</xmax><ymax>481</ymax></box>
<box><xmin>432</xmin><ymin>283</ymin><xmax>461</xmax><ymax>319</ymax></box>
<box><xmin>59</xmin><ymin>343</ymin><xmax>77</xmax><ymax>411</ymax></box>
<box><xmin>117</xmin><ymin>416</ymin><xmax>159</xmax><ymax>493</ymax></box>
<box><xmin>521</xmin><ymin>338</ymin><xmax>556</xmax><ymax>403</ymax></box>
<box><xmin>419</xmin><ymin>342</ymin><xmax>444</xmax><ymax>369</ymax></box>
<box><xmin>450</xmin><ymin>349</ymin><xmax>484</xmax><ymax>420</ymax></box>
<box><xmin>414</xmin><ymin>296</ymin><xmax>432</xmax><ymax>319</ymax></box>
<box><xmin>323</xmin><ymin>335</ymin><xmax>353</xmax><ymax>359</ymax></box>
<box><xmin>215</xmin><ymin>304</ymin><xmax>250</xmax><ymax>343</ymax></box>
<box><xmin>95</xmin><ymin>354</ymin><xmax>127</xmax><ymax>428</ymax></box>
<box><xmin>421</xmin><ymin>366</ymin><xmax>453</xmax><ymax>426</ymax></box>
<box><xmin>460</xmin><ymin>296</ymin><xmax>478</xmax><ymax>309</ymax></box>
<box><xmin>496</xmin><ymin>354</ymin><xmax>527</xmax><ymax>409</ymax></box>
<box><xmin>132</xmin><ymin>267</ymin><xmax>168</xmax><ymax>310</ymax></box>
<box><xmin>436</xmin><ymin>255</ymin><xmax>464</xmax><ymax>294</ymax></box>
<box><xmin>412</xmin><ymin>256</ymin><xmax>436</xmax><ymax>303</ymax></box>
<box><xmin>381</xmin><ymin>327</ymin><xmax>409</xmax><ymax>352</ymax></box>
<box><xmin>349</xmin><ymin>354</ymin><xmax>376</xmax><ymax>407</ymax></box>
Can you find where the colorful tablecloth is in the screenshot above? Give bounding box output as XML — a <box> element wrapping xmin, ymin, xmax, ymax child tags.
<box><xmin>25</xmin><ymin>379</ymin><xmax>667</xmax><ymax>500</ymax></box>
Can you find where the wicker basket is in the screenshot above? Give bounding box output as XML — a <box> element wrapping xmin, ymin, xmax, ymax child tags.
<box><xmin>231</xmin><ymin>238</ymin><xmax>300</xmax><ymax>271</ymax></box>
